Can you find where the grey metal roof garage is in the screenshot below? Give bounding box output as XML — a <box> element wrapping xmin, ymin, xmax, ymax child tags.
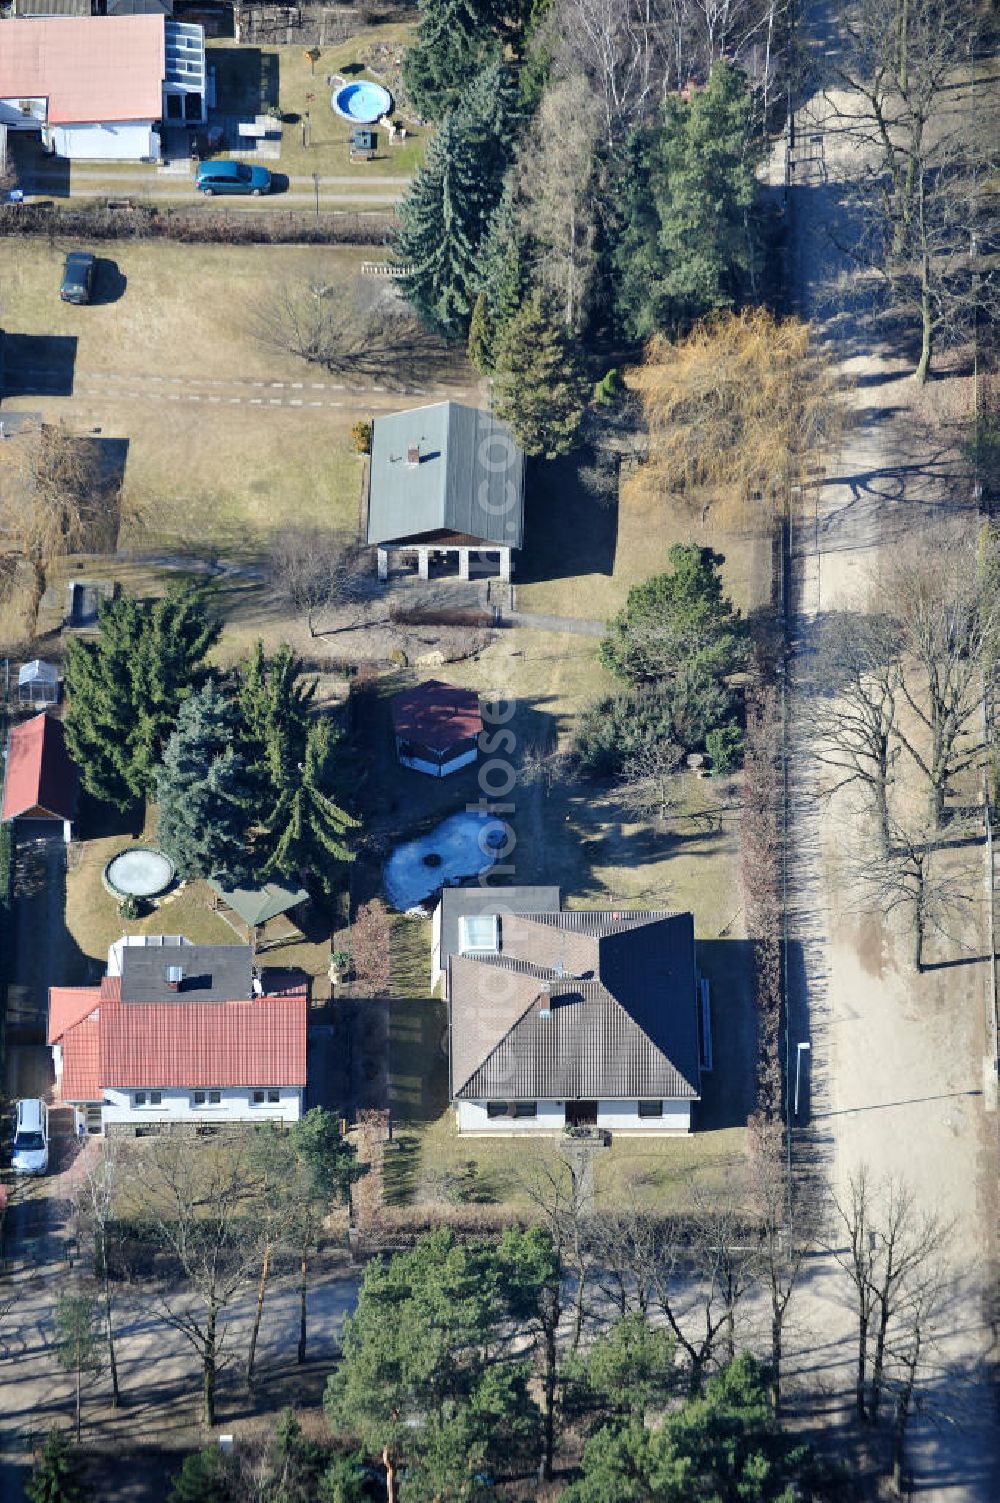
<box><xmin>367</xmin><ymin>402</ymin><xmax>525</xmax><ymax>549</ymax></box>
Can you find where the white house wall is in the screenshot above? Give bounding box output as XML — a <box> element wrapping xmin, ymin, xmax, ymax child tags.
<box><xmin>456</xmin><ymin>1099</ymin><xmax>692</xmax><ymax>1133</ymax></box>
<box><xmin>457</xmin><ymin>1100</ymin><xmax>566</xmax><ymax>1133</ymax></box>
<box><xmin>398</xmin><ymin>746</ymin><xmax>478</xmax><ymax>779</ymax></box>
<box><xmin>0</xmin><ymin>97</ymin><xmax>46</xmax><ymax>128</ymax></box>
<box><xmin>431</xmin><ymin>901</ymin><xmax>442</xmax><ymax>992</ymax></box>
<box><xmin>596</xmin><ymin>1101</ymin><xmax>691</xmax><ymax>1133</ymax></box>
<box><xmin>100</xmin><ymin>1085</ymin><xmax>303</xmax><ymax>1127</ymax></box>
<box><xmin>52</xmin><ymin>121</ymin><xmax>160</xmax><ymax>161</ymax></box>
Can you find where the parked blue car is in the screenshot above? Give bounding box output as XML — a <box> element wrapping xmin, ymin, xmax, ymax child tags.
<box><xmin>195</xmin><ymin>160</ymin><xmax>272</xmax><ymax>196</ymax></box>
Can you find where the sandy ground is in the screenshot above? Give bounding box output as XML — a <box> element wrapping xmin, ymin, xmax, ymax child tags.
<box><xmin>779</xmin><ymin>6</ymin><xmax>1000</xmax><ymax>1495</ymax></box>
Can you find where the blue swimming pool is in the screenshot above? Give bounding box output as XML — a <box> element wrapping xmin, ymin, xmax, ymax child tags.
<box><xmin>332</xmin><ymin>81</ymin><xmax>393</xmax><ymax>123</ymax></box>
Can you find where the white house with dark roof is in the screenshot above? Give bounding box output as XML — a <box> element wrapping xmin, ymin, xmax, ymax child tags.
<box><xmin>367</xmin><ymin>401</ymin><xmax>525</xmax><ymax>583</ymax></box>
<box><xmin>446</xmin><ymin>903</ymin><xmax>706</xmax><ymax>1135</ymax></box>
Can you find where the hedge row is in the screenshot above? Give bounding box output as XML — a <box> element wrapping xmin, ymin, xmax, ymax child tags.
<box><xmin>0</xmin><ymin>202</ymin><xmax>393</xmax><ymax>246</ymax></box>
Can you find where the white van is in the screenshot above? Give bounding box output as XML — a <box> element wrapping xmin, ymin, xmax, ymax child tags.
<box><xmin>11</xmin><ymin>1098</ymin><xmax>49</xmax><ymax>1175</ymax></box>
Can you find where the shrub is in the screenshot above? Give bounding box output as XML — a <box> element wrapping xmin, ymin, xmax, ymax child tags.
<box><xmin>706</xmin><ymin>720</ymin><xmax>743</xmax><ymax>774</ymax></box>
<box><xmin>575</xmin><ymin>674</ymin><xmax>736</xmax><ymax>777</ymax></box>
<box><xmin>117</xmin><ymin>893</ymin><xmax>141</xmax><ymax>921</ymax></box>
<box><xmin>350</xmin><ymin>420</ymin><xmax>373</xmax><ymax>455</ymax></box>
<box><xmin>593</xmin><ymin>367</ymin><xmax>623</xmax><ymax>405</ymax></box>
<box><xmin>0</xmin><ymin>205</ymin><xmax>390</xmax><ymax>246</ymax></box>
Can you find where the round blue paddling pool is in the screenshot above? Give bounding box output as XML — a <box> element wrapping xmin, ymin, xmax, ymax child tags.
<box><xmin>332</xmin><ymin>81</ymin><xmax>393</xmax><ymax>123</ymax></box>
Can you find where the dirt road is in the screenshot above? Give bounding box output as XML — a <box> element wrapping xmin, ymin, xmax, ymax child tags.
<box><xmin>781</xmin><ymin>5</ymin><xmax>1000</xmax><ymax>1496</ymax></box>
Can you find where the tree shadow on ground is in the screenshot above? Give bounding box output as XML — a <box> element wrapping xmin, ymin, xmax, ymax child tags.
<box><xmin>518</xmin><ymin>449</ymin><xmax>619</xmax><ymax>586</ymax></box>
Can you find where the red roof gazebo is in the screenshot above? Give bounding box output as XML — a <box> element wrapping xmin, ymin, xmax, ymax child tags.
<box><xmin>389</xmin><ymin>680</ymin><xmax>482</xmax><ymax>778</ymax></box>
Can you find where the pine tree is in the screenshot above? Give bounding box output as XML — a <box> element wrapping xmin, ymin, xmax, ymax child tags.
<box><xmin>156</xmin><ymin>681</ymin><xmax>248</xmax><ymax>884</ymax></box>
<box><xmin>64</xmin><ymin>585</ymin><xmax>220</xmax><ymax>809</ymax></box>
<box><xmin>467</xmin><ymin>187</ymin><xmax>528</xmax><ymax>372</ymax></box>
<box><xmin>26</xmin><ymin>1429</ymin><xmax>88</xmax><ymax>1503</ymax></box>
<box><xmin>235</xmin><ymin>644</ymin><xmax>356</xmax><ymax>890</ymax></box>
<box><xmin>262</xmin><ymin>718</ymin><xmax>356</xmax><ymax>890</ymax></box>
<box><xmin>402</xmin><ymin>0</ymin><xmax>505</xmax><ymax>121</ymax></box>
<box><xmin>237</xmin><ymin>642</ymin><xmax>316</xmax><ymax>802</ymax></box>
<box><xmin>492</xmin><ymin>290</ymin><xmax>590</xmax><ymax>458</ymax></box>
<box><xmin>395</xmin><ymin>114</ymin><xmax>504</xmax><ymax>339</ymax></box>
<box><xmin>467</xmin><ymin>292</ymin><xmax>493</xmax><ymax>373</ymax></box>
<box><xmin>599</xmin><ymin>543</ymin><xmax>749</xmax><ymax>687</ymax></box>
<box><xmin>612</xmin><ymin>62</ymin><xmax>766</xmax><ymax>340</ymax></box>
<box><xmin>167</xmin><ymin>1447</ymin><xmax>232</xmax><ymax>1503</ymax></box>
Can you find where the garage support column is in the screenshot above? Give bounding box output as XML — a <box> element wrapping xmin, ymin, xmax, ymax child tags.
<box><xmin>418</xmin><ymin>548</ymin><xmax>430</xmax><ymax>581</ymax></box>
<box><xmin>377</xmin><ymin>548</ymin><xmax>388</xmax><ymax>582</ymax></box>
<box><xmin>499</xmin><ymin>549</ymin><xmax>511</xmax><ymax>582</ymax></box>
<box><xmin>458</xmin><ymin>548</ymin><xmax>470</xmax><ymax>581</ymax></box>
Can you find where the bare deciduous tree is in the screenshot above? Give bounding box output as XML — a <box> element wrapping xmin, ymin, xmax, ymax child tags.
<box><xmin>128</xmin><ymin>1134</ymin><xmax>266</xmax><ymax>1426</ymax></box>
<box><xmin>630</xmin><ymin>311</ymin><xmax>846</xmax><ymax>513</ymax></box>
<box><xmin>812</xmin><ymin>609</ymin><xmax>903</xmax><ymax>855</ymax></box>
<box><xmin>888</xmin><ymin>534</ymin><xmax>1000</xmax><ymax>828</ymax></box>
<box><xmin>516</xmin><ymin>1143</ymin><xmax>595</xmax><ymax>1355</ymax></box>
<box><xmin>616</xmin><ymin>739</ymin><xmax>684</xmax><ymax>826</ymax></box>
<box><xmin>268</xmin><ymin>526</ymin><xmax>384</xmax><ymax>638</ymax></box>
<box><xmin>830</xmin><ymin>0</ymin><xmax>996</xmax><ymax>381</ymax></box>
<box><xmin>73</xmin><ymin>1136</ymin><xmax>126</xmax><ymax>1410</ymax></box>
<box><xmin>852</xmin><ymin>817</ymin><xmax>977</xmax><ymax>973</ymax></box>
<box><xmin>250</xmin><ymin>272</ymin><xmax>450</xmax><ymax>386</ymax></box>
<box><xmin>513</xmin><ymin>76</ymin><xmax>602</xmax><ymax>332</ymax></box>
<box><xmin>746</xmin><ymin>1111</ymin><xmax>816</xmax><ymax>1414</ymax></box>
<box><xmin>350</xmin><ymin>897</ymin><xmax>393</xmax><ymax>998</ymax></box>
<box><xmin>0</xmin><ymin>422</ymin><xmax>117</xmax><ymax>595</ymax></box>
<box><xmin>832</xmin><ymin>1165</ymin><xmax>951</xmax><ymax>1428</ymax></box>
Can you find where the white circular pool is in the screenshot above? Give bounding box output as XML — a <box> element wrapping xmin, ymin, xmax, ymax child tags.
<box><xmin>103</xmin><ymin>846</ymin><xmax>176</xmax><ymax>900</ymax></box>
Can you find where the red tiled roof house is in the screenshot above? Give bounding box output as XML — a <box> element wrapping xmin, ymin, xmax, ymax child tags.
<box><xmin>0</xmin><ymin>15</ymin><xmax>206</xmax><ymax>162</ymax></box>
<box><xmin>48</xmin><ymin>937</ymin><xmax>308</xmax><ymax>1132</ymax></box>
<box><xmin>390</xmin><ymin>679</ymin><xmax>482</xmax><ymax>778</ymax></box>
<box><xmin>2</xmin><ymin>711</ymin><xmax>78</xmax><ymax>839</ymax></box>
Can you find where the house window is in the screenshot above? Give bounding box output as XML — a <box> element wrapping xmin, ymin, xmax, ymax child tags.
<box><xmin>512</xmin><ymin>1102</ymin><xmax>537</xmax><ymax>1119</ymax></box>
<box><xmin>252</xmin><ymin>1089</ymin><xmax>281</xmax><ymax>1105</ymax></box>
<box><xmin>459</xmin><ymin>915</ymin><xmax>499</xmax><ymax>955</ymax></box>
<box><xmin>130</xmin><ymin>1090</ymin><xmax>163</xmax><ymax>1109</ymax></box>
<box><xmin>638</xmin><ymin>1100</ymin><xmax>663</xmax><ymax>1118</ymax></box>
<box><xmin>193</xmin><ymin>1089</ymin><xmax>223</xmax><ymax>1107</ymax></box>
<box><xmin>486</xmin><ymin>1101</ymin><xmax>537</xmax><ymax>1119</ymax></box>
<box><xmin>486</xmin><ymin>1101</ymin><xmax>508</xmax><ymax>1119</ymax></box>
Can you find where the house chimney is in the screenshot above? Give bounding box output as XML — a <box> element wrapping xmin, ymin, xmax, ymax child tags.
<box><xmin>407</xmin><ymin>443</ymin><xmax>421</xmax><ymax>467</ymax></box>
<box><xmin>538</xmin><ymin>980</ymin><xmax>552</xmax><ymax>1020</ymax></box>
<box><xmin>165</xmin><ymin>964</ymin><xmax>184</xmax><ymax>992</ymax></box>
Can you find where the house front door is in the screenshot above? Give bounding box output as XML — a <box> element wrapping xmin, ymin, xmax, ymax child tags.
<box><xmin>566</xmin><ymin>1100</ymin><xmax>598</xmax><ymax>1127</ymax></box>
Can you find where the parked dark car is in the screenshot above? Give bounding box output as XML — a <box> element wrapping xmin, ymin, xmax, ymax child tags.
<box><xmin>60</xmin><ymin>251</ymin><xmax>96</xmax><ymax>304</ymax></box>
<box><xmin>195</xmin><ymin>160</ymin><xmax>272</xmax><ymax>196</ymax></box>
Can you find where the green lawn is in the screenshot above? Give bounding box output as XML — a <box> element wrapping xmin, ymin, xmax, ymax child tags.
<box><xmin>65</xmin><ymin>799</ymin><xmax>335</xmax><ymax>993</ymax></box>
<box><xmin>208</xmin><ymin>23</ymin><xmax>427</xmax><ymax>183</ymax></box>
<box><xmin>515</xmin><ymin>452</ymin><xmax>774</xmax><ymax>623</ymax></box>
<box><xmin>0</xmin><ymin>239</ymin><xmax>373</xmax><ymax>558</ymax></box>
<box><xmin>381</xmin><ymin>988</ymin><xmax>747</xmax><ymax>1214</ymax></box>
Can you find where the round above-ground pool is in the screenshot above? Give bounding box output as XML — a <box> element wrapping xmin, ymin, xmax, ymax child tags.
<box><xmin>103</xmin><ymin>846</ymin><xmax>176</xmax><ymax>901</ymax></box>
<box><xmin>332</xmin><ymin>80</ymin><xmax>393</xmax><ymax>122</ymax></box>
<box><xmin>384</xmin><ymin>811</ymin><xmax>508</xmax><ymax>912</ymax></box>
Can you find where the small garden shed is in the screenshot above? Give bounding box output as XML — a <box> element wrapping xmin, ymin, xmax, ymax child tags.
<box><xmin>17</xmin><ymin>659</ymin><xmax>60</xmax><ymax>706</ymax></box>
